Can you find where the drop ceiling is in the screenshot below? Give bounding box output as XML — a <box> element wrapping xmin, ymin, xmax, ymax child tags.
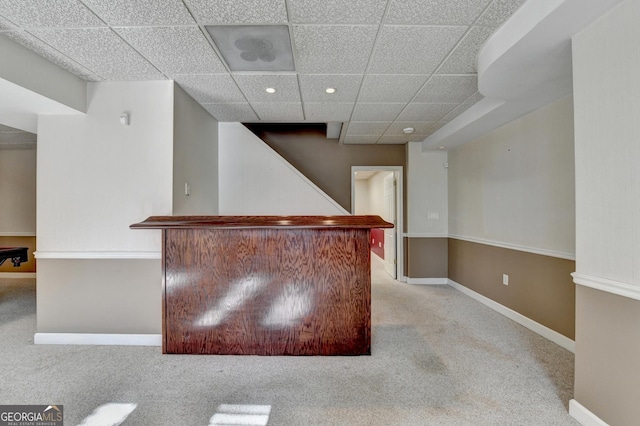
<box><xmin>0</xmin><ymin>0</ymin><xmax>525</xmax><ymax>145</ymax></box>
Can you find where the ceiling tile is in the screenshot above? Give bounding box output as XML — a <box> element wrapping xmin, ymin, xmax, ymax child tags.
<box><xmin>477</xmin><ymin>0</ymin><xmax>526</xmax><ymax>27</ymax></box>
<box><xmin>201</xmin><ymin>103</ymin><xmax>258</xmax><ymax>122</ymax></box>
<box><xmin>288</xmin><ymin>0</ymin><xmax>387</xmax><ymax>24</ymax></box>
<box><xmin>233</xmin><ymin>74</ymin><xmax>301</xmax><ymax>102</ymax></box>
<box><xmin>251</xmin><ymin>102</ymin><xmax>304</xmax><ymax>121</ymax></box>
<box><xmin>115</xmin><ymin>26</ymin><xmax>226</xmax><ymax>75</ymax></box>
<box><xmin>303</xmin><ymin>102</ymin><xmax>354</xmax><ymax>121</ymax></box>
<box><xmin>292</xmin><ymin>25</ymin><xmax>378</xmax><ymax>74</ymax></box>
<box><xmin>0</xmin><ymin>15</ymin><xmax>16</xmax><ymax>30</ymax></box>
<box><xmin>397</xmin><ymin>103</ymin><xmax>457</xmax><ymax>121</ymax></box>
<box><xmin>30</xmin><ymin>28</ymin><xmax>163</xmax><ymax>79</ymax></box>
<box><xmin>358</xmin><ymin>74</ymin><xmax>427</xmax><ymax>103</ymax></box>
<box><xmin>174</xmin><ymin>74</ymin><xmax>246</xmax><ymax>103</ymax></box>
<box><xmin>184</xmin><ymin>0</ymin><xmax>287</xmax><ymax>24</ymax></box>
<box><xmin>384</xmin><ymin>121</ymin><xmax>435</xmax><ymax>135</ymax></box>
<box><xmin>465</xmin><ymin>91</ymin><xmax>484</xmax><ymax>103</ymax></box>
<box><xmin>3</xmin><ymin>30</ymin><xmax>98</xmax><ymax>79</ymax></box>
<box><xmin>299</xmin><ymin>74</ymin><xmax>363</xmax><ymax>102</ymax></box>
<box><xmin>377</xmin><ymin>134</ymin><xmax>427</xmax><ymax>144</ymax></box>
<box><xmin>343</xmin><ymin>135</ymin><xmax>379</xmax><ymax>144</ymax></box>
<box><xmin>351</xmin><ymin>103</ymin><xmax>405</xmax><ymax>121</ymax></box>
<box><xmin>386</xmin><ymin>0</ymin><xmax>492</xmax><ymax>25</ymax></box>
<box><xmin>414</xmin><ymin>75</ymin><xmax>478</xmax><ymax>103</ymax></box>
<box><xmin>438</xmin><ymin>26</ymin><xmax>495</xmax><ymax>74</ymax></box>
<box><xmin>0</xmin><ymin>0</ymin><xmax>105</xmax><ymax>28</ymax></box>
<box><xmin>0</xmin><ymin>131</ymin><xmax>37</xmax><ymax>144</ymax></box>
<box><xmin>346</xmin><ymin>121</ymin><xmax>391</xmax><ymax>136</ymax></box>
<box><xmin>82</xmin><ymin>0</ymin><xmax>195</xmax><ymax>26</ymax></box>
<box><xmin>369</xmin><ymin>26</ymin><xmax>467</xmax><ymax>74</ymax></box>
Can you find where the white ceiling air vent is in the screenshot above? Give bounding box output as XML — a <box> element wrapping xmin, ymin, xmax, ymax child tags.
<box><xmin>206</xmin><ymin>25</ymin><xmax>295</xmax><ymax>72</ymax></box>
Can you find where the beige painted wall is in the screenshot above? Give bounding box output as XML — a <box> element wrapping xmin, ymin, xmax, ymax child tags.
<box><xmin>0</xmin><ymin>148</ymin><xmax>36</xmax><ymax>233</ymax></box>
<box><xmin>407</xmin><ymin>238</ymin><xmax>448</xmax><ymax>278</ymax></box>
<box><xmin>173</xmin><ymin>83</ymin><xmax>219</xmax><ymax>215</ymax></box>
<box><xmin>37</xmin><ymin>259</ymin><xmax>160</xmax><ymax>334</ymax></box>
<box><xmin>448</xmin><ymin>96</ymin><xmax>575</xmax><ymax>258</ymax></box>
<box><xmin>572</xmin><ymin>1</ymin><xmax>640</xmax><ymax>424</ymax></box>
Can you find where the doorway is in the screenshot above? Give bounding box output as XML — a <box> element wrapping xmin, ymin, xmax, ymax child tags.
<box><xmin>351</xmin><ymin>166</ymin><xmax>404</xmax><ymax>281</ymax></box>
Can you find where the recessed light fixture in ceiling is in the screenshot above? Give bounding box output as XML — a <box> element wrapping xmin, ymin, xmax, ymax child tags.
<box><xmin>266</xmin><ymin>87</ymin><xmax>276</xmax><ymax>94</ymax></box>
<box><xmin>325</xmin><ymin>88</ymin><xmax>336</xmax><ymax>94</ymax></box>
<box><xmin>402</xmin><ymin>127</ymin><xmax>415</xmax><ymax>134</ymax></box>
<box><xmin>439</xmin><ymin>146</ymin><xmax>446</xmax><ymax>150</ymax></box>
<box><xmin>206</xmin><ymin>25</ymin><xmax>295</xmax><ymax>72</ymax></box>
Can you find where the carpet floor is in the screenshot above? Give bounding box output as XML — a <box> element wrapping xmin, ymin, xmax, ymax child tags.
<box><xmin>0</xmin><ymin>261</ymin><xmax>577</xmax><ymax>425</ymax></box>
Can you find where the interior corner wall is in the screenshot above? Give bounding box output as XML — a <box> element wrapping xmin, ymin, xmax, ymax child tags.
<box><xmin>405</xmin><ymin>142</ymin><xmax>448</xmax><ymax>279</ymax></box>
<box><xmin>572</xmin><ymin>1</ymin><xmax>640</xmax><ymax>424</ymax></box>
<box><xmin>218</xmin><ymin>122</ymin><xmax>347</xmax><ymax>215</ymax></box>
<box><xmin>367</xmin><ymin>172</ymin><xmax>392</xmax><ymax>220</ymax></box>
<box><xmin>447</xmin><ymin>96</ymin><xmax>576</xmax><ymax>340</ymax></box>
<box><xmin>35</xmin><ymin>80</ymin><xmax>174</xmax><ymax>335</ymax></box>
<box><xmin>0</xmin><ymin>148</ymin><xmax>36</xmax><ymax>233</ymax></box>
<box><xmin>173</xmin><ymin>83</ymin><xmax>219</xmax><ymax>215</ymax></box>
<box><xmin>354</xmin><ymin>180</ymin><xmax>370</xmax><ymax>214</ymax></box>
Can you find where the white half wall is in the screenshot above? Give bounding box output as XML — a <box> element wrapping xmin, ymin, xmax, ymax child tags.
<box><xmin>218</xmin><ymin>122</ymin><xmax>347</xmax><ymax>215</ymax></box>
<box><xmin>37</xmin><ymin>81</ymin><xmax>174</xmax><ymax>255</ymax></box>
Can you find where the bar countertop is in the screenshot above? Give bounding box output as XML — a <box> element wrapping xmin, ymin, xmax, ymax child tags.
<box><xmin>130</xmin><ymin>215</ymin><xmax>393</xmax><ymax>230</ymax></box>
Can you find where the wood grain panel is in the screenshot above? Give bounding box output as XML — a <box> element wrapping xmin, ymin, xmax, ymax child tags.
<box><xmin>163</xmin><ymin>227</ymin><xmax>371</xmax><ymax>355</ymax></box>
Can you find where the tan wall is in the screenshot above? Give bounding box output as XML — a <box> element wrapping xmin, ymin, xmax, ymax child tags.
<box><xmin>37</xmin><ymin>259</ymin><xmax>161</xmax><ymax>334</ymax></box>
<box><xmin>449</xmin><ymin>238</ymin><xmax>575</xmax><ymax>339</ymax></box>
<box><xmin>575</xmin><ymin>286</ymin><xmax>640</xmax><ymax>426</ymax></box>
<box><xmin>0</xmin><ymin>236</ymin><xmax>36</xmax><ymax>273</ymax></box>
<box><xmin>406</xmin><ymin>237</ymin><xmax>447</xmax><ymax>278</ymax></box>
<box><xmin>245</xmin><ymin>124</ymin><xmax>406</xmax><ymax>212</ymax></box>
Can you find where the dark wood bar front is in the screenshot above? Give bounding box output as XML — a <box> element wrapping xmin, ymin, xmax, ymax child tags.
<box><xmin>131</xmin><ymin>216</ymin><xmax>393</xmax><ymax>355</ymax></box>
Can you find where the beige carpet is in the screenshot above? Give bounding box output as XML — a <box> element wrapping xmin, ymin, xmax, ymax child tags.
<box><xmin>0</xmin><ymin>261</ymin><xmax>576</xmax><ymax>425</ymax></box>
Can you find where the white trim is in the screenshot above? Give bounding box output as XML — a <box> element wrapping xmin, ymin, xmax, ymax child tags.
<box><xmin>34</xmin><ymin>251</ymin><xmax>161</xmax><ymax>260</ymax></box>
<box><xmin>403</xmin><ymin>233</ymin><xmax>448</xmax><ymax>238</ymax></box>
<box><xmin>0</xmin><ymin>232</ymin><xmax>36</xmax><ymax>237</ymax></box>
<box><xmin>572</xmin><ymin>272</ymin><xmax>640</xmax><ymax>302</ymax></box>
<box><xmin>448</xmin><ymin>279</ymin><xmax>575</xmax><ymax>353</ymax></box>
<box><xmin>0</xmin><ymin>272</ymin><xmax>36</xmax><ymax>278</ymax></box>
<box><xmin>407</xmin><ymin>277</ymin><xmax>448</xmax><ymax>285</ymax></box>
<box><xmin>351</xmin><ymin>166</ymin><xmax>404</xmax><ymax>280</ymax></box>
<box><xmin>448</xmin><ymin>234</ymin><xmax>575</xmax><ymax>260</ymax></box>
<box><xmin>34</xmin><ymin>333</ymin><xmax>162</xmax><ymax>346</ymax></box>
<box><xmin>569</xmin><ymin>399</ymin><xmax>609</xmax><ymax>426</ymax></box>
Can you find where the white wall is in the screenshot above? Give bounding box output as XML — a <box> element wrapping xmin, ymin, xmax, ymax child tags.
<box><xmin>0</xmin><ymin>148</ymin><xmax>36</xmax><ymax>234</ymax></box>
<box><xmin>407</xmin><ymin>142</ymin><xmax>448</xmax><ymax>236</ymax></box>
<box><xmin>573</xmin><ymin>2</ymin><xmax>640</xmax><ymax>286</ymax></box>
<box><xmin>173</xmin><ymin>83</ymin><xmax>218</xmax><ymax>216</ymax></box>
<box><xmin>37</xmin><ymin>81</ymin><xmax>174</xmax><ymax>254</ymax></box>
<box><xmin>354</xmin><ymin>179</ymin><xmax>370</xmax><ymax>214</ymax></box>
<box><xmin>448</xmin><ymin>96</ymin><xmax>575</xmax><ymax>258</ymax></box>
<box><xmin>368</xmin><ymin>171</ymin><xmax>391</xmax><ymax>220</ymax></box>
<box><xmin>218</xmin><ymin>122</ymin><xmax>347</xmax><ymax>215</ymax></box>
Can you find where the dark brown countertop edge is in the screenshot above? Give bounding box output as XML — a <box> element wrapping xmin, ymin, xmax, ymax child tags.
<box><xmin>130</xmin><ymin>215</ymin><xmax>394</xmax><ymax>230</ymax></box>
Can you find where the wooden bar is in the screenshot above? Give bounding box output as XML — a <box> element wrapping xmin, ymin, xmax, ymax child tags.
<box><xmin>131</xmin><ymin>216</ymin><xmax>393</xmax><ymax>355</ymax></box>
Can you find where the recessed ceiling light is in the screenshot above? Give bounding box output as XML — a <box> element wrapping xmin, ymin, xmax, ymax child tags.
<box><xmin>266</xmin><ymin>87</ymin><xmax>276</xmax><ymax>93</ymax></box>
<box><xmin>402</xmin><ymin>127</ymin><xmax>415</xmax><ymax>134</ymax></box>
<box><xmin>439</xmin><ymin>146</ymin><xmax>446</xmax><ymax>150</ymax></box>
<box><xmin>325</xmin><ymin>87</ymin><xmax>336</xmax><ymax>94</ymax></box>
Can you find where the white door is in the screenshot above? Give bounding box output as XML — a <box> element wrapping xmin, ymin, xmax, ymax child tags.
<box><xmin>383</xmin><ymin>173</ymin><xmax>396</xmax><ymax>278</ymax></box>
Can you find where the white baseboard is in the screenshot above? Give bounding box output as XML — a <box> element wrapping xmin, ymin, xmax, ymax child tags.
<box><xmin>407</xmin><ymin>277</ymin><xmax>448</xmax><ymax>285</ymax></box>
<box><xmin>569</xmin><ymin>399</ymin><xmax>609</xmax><ymax>426</ymax></box>
<box><xmin>448</xmin><ymin>279</ymin><xmax>575</xmax><ymax>353</ymax></box>
<box><xmin>34</xmin><ymin>333</ymin><xmax>161</xmax><ymax>346</ymax></box>
<box><xmin>0</xmin><ymin>272</ymin><xmax>36</xmax><ymax>278</ymax></box>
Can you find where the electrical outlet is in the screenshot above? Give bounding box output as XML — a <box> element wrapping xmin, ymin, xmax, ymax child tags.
<box><xmin>503</xmin><ymin>274</ymin><xmax>509</xmax><ymax>286</ymax></box>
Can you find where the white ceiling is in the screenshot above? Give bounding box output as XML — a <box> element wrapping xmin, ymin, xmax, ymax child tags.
<box><xmin>0</xmin><ymin>0</ymin><xmax>526</xmax><ymax>146</ymax></box>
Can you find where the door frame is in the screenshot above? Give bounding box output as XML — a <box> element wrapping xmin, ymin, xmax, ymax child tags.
<box><xmin>351</xmin><ymin>165</ymin><xmax>404</xmax><ymax>282</ymax></box>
